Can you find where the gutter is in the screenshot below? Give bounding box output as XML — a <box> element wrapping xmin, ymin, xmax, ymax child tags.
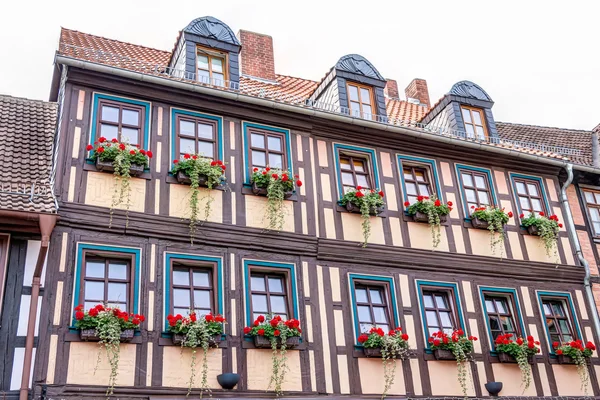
<box><xmin>560</xmin><ymin>164</ymin><xmax>600</xmax><ymax>343</ymax></box>
<box><xmin>53</xmin><ymin>55</ymin><xmax>600</xmax><ymax>173</ymax></box>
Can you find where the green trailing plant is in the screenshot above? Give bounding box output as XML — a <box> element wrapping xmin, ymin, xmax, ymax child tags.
<box><xmin>495</xmin><ymin>334</ymin><xmax>540</xmax><ymax>392</ymax></box>
<box><xmin>171</xmin><ymin>155</ymin><xmax>227</xmax><ymax>243</ymax></box>
<box><xmin>167</xmin><ymin>312</ymin><xmax>226</xmax><ymax>397</ymax></box>
<box><xmin>339</xmin><ymin>186</ymin><xmax>385</xmax><ymax>247</ymax></box>
<box><xmin>553</xmin><ymin>340</ymin><xmax>596</xmax><ymax>395</ymax></box>
<box><xmin>74</xmin><ymin>304</ymin><xmax>145</xmax><ymax>397</ymax></box>
<box><xmin>470</xmin><ymin>206</ymin><xmax>512</xmax><ymax>256</ymax></box>
<box><xmin>520</xmin><ymin>212</ymin><xmax>561</xmax><ymax>260</ymax></box>
<box><xmin>243</xmin><ymin>315</ymin><xmax>302</xmax><ymax>397</ymax></box>
<box><xmin>251</xmin><ymin>168</ymin><xmax>302</xmax><ymax>231</ymax></box>
<box><xmin>88</xmin><ymin>137</ymin><xmax>152</xmax><ymax>228</ymax></box>
<box><xmin>358</xmin><ymin>326</ymin><xmax>410</xmax><ymax>399</ymax></box>
<box><xmin>429</xmin><ymin>329</ymin><xmax>477</xmax><ymax>399</ymax></box>
<box><xmin>405</xmin><ymin>195</ymin><xmax>452</xmax><ymax>248</ymax></box>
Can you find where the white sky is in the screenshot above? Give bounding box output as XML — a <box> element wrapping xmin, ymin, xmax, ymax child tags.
<box><xmin>0</xmin><ymin>0</ymin><xmax>598</xmax><ymax>130</ymax></box>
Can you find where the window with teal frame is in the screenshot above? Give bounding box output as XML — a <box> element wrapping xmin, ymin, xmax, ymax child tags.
<box><xmin>163</xmin><ymin>252</ymin><xmax>224</xmax><ymax>333</ymax></box>
<box><xmin>397</xmin><ymin>154</ymin><xmax>442</xmax><ymax>206</ymax></box>
<box><xmin>71</xmin><ymin>243</ymin><xmax>141</xmax><ymax>327</ymax></box>
<box><xmin>242</xmin><ymin>122</ymin><xmax>293</xmax><ymax>185</ymax></box>
<box><xmin>455</xmin><ymin>164</ymin><xmax>497</xmax><ymax>219</ymax></box>
<box><xmin>348</xmin><ymin>274</ymin><xmax>399</xmax><ymax>346</ymax></box>
<box><xmin>416</xmin><ymin>280</ymin><xmax>466</xmax><ymax>350</ymax></box>
<box><xmin>333</xmin><ymin>143</ymin><xmax>380</xmax><ymax>198</ymax></box>
<box><xmin>509</xmin><ymin>173</ymin><xmax>550</xmax><ymax>216</ymax></box>
<box><xmin>170</xmin><ymin>108</ymin><xmax>223</xmax><ymax>166</ymax></box>
<box><xmin>479</xmin><ymin>287</ymin><xmax>526</xmax><ymax>354</ymax></box>
<box><xmin>537</xmin><ymin>291</ymin><xmax>582</xmax><ymax>355</ymax></box>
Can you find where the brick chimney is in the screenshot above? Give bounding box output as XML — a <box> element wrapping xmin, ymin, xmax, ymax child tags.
<box><xmin>384</xmin><ymin>79</ymin><xmax>399</xmax><ymax>99</ymax></box>
<box><xmin>237</xmin><ymin>30</ymin><xmax>276</xmax><ymax>81</ymax></box>
<box><xmin>405</xmin><ymin>78</ymin><xmax>430</xmax><ymax>108</ymax></box>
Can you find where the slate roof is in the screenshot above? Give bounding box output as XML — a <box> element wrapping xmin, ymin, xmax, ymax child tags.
<box><xmin>0</xmin><ymin>95</ymin><xmax>58</xmax><ymax>213</ymax></box>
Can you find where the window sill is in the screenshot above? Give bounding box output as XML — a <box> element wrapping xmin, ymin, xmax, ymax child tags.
<box><xmin>83</xmin><ymin>162</ymin><xmax>152</xmax><ymax>180</ymax></box>
<box><xmin>240</xmin><ymin>185</ymin><xmax>299</xmax><ymax>202</ymax></box>
<box><xmin>336</xmin><ymin>204</ymin><xmax>387</xmax><ymax>218</ymax></box>
<box><xmin>64</xmin><ymin>331</ymin><xmax>143</xmax><ymax>344</ymax></box>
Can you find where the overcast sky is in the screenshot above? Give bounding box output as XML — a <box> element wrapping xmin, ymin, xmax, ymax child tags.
<box><xmin>1</xmin><ymin>0</ymin><xmax>598</xmax><ymax>130</ymax></box>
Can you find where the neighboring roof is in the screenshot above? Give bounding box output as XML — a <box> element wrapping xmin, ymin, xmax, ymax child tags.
<box><xmin>0</xmin><ymin>95</ymin><xmax>58</xmax><ymax>213</ymax></box>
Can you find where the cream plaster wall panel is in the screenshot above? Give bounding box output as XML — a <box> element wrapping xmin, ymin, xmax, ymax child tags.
<box><xmin>552</xmin><ymin>365</ymin><xmax>587</xmax><ymax>395</ymax></box>
<box><xmin>546</xmin><ymin>178</ymin><xmax>558</xmax><ymax>202</ymax></box>
<box><xmin>528</xmin><ymin>324</ymin><xmax>543</xmax><ymax>355</ymax></box>
<box><xmin>146</xmin><ymin>343</ymin><xmax>153</xmax><ymax>386</ymax></box>
<box><xmin>469</xmin><ymin>228</ymin><xmax>504</xmax><ymax>258</ymax></box>
<box><xmin>317</xmin><ymin>266</ymin><xmax>333</xmax><ymax>393</ymax></box>
<box><xmin>521</xmin><ymin>287</ymin><xmax>534</xmax><ymax>317</ymax></box>
<box><xmin>494</xmin><ymin>170</ymin><xmax>509</xmax><ymax>194</ymax></box>
<box><xmin>231</xmin><ymin>346</ymin><xmax>237</xmax><ymax>373</ymax></box>
<box><xmin>309</xmin><ymin>138</ymin><xmax>320</xmax><ymax>237</ymax></box>
<box><xmin>67</xmin><ymin>342</ymin><xmax>136</xmax><ymax>385</ymax></box>
<box><xmin>157</xmin><ymin>108</ymin><xmax>163</xmax><ymax>136</ymax></box>
<box><xmin>576</xmin><ymin>290</ymin><xmax>589</xmax><ymax>320</ymax></box>
<box><xmin>407</xmin><ymin>222</ymin><xmax>449</xmax><ymax>251</ymax></box>
<box><xmin>309</xmin><ymin>350</ymin><xmax>317</xmax><ymax>392</ymax></box>
<box><xmin>150</xmin><ymin>244</ymin><xmax>156</xmax><ymax>283</ymax></box>
<box><xmin>384</xmin><ymin>183</ymin><xmax>398</xmax><ymax>211</ymax></box>
<box><xmin>329</xmin><ymin>267</ymin><xmax>341</xmax><ymax>302</ymax></box>
<box><xmin>246</xmin><ymin>349</ymin><xmax>302</xmax><ymax>391</ymax></box>
<box><xmin>537</xmin><ymin>363</ymin><xmax>552</xmax><ymax>396</ymax></box>
<box><xmin>296</xmin><ymin>134</ymin><xmax>303</xmax><ymax>162</ymax></box>
<box><xmin>147</xmin><ymin>291</ymin><xmax>154</xmax><ymax>331</ymax></box>
<box><xmin>155</xmin><ymin>142</ymin><xmax>162</xmax><ymax>173</ymax></box>
<box><xmin>358</xmin><ymin>358</ymin><xmax>405</xmax><ymax>395</ymax></box>
<box><xmin>230</xmin><ymin>253</ymin><xmax>235</xmax><ymax>290</ymax></box>
<box><xmin>244</xmin><ymin>195</ymin><xmax>294</xmax><ymax>232</ymax></box>
<box><xmin>76</xmin><ymin>90</ymin><xmax>85</xmax><ymax>120</ymax></box>
<box><xmin>324</xmin><ymin>208</ymin><xmax>336</xmax><ymax>239</ymax></box>
<box><xmin>154</xmin><ymin>179</ymin><xmax>160</xmax><ymax>214</ymax></box>
<box><xmin>507</xmin><ymin>231</ymin><xmax>524</xmax><ymax>260</ymax></box>
<box><xmin>301</xmin><ymin>202</ymin><xmax>308</xmax><ymax>234</ymax></box>
<box><xmin>59</xmin><ymin>232</ymin><xmax>68</xmax><ymax>272</ymax></box>
<box><xmin>410</xmin><ymin>358</ymin><xmax>423</xmax><ymax>395</ymax></box>
<box><xmin>553</xmin><ymin>206</ymin><xmax>566</xmax><ymax>233</ymax></box>
<box><xmin>476</xmin><ymin>362</ymin><xmax>487</xmax><ymax>396</ymax></box>
<box><xmin>428</xmin><ymin>361</ymin><xmax>475</xmax><ymax>396</ymax></box>
<box><xmin>399</xmin><ymin>274</ymin><xmax>411</xmax><ymax>307</ymax></box>
<box><xmin>72</xmin><ymin>127</ymin><xmax>81</xmax><ymax>159</ymax></box>
<box><xmin>341</xmin><ymin>212</ymin><xmax>385</xmax><ymax>245</ymax></box>
<box><xmin>523</xmin><ymin>235</ymin><xmax>554</xmax><ymax>263</ymax></box>
<box><xmin>500</xmin><ymin>199</ymin><xmax>516</xmax><ymax>226</ymax></box>
<box><xmin>440</xmin><ymin>162</ymin><xmax>453</xmax><ymax>187</ymax></box>
<box><xmin>298</xmin><ymin>167</ymin><xmax>306</xmax><ymax>197</ymax></box>
<box><xmin>389</xmin><ymin>217</ymin><xmax>403</xmax><ymax>247</ymax></box>
<box><xmin>403</xmin><ymin>314</ymin><xmax>417</xmax><ymax>350</ymax></box>
<box><xmin>162</xmin><ymin>347</ymin><xmax>222</xmax><ymax>388</ymax></box>
<box><xmin>229</xmin><ymin>156</ymin><xmax>235</xmax><ymax>184</ymax></box>
<box><xmin>452</xmin><ymin>225</ymin><xmax>466</xmax><ymax>254</ymax></box>
<box><xmin>305</xmin><ymin>304</ymin><xmax>313</xmax><ymax>342</ymax></box>
<box><xmin>446</xmin><ymin>192</ymin><xmax>459</xmax><ymax>219</ymax></box>
<box><xmin>320</xmin><ymin>173</ymin><xmax>332</xmax><ymax>202</ymax></box>
<box><xmin>380</xmin><ymin>152</ymin><xmax>393</xmax><ymax>178</ymax></box>
<box><xmin>53</xmin><ymin>281</ymin><xmax>63</xmax><ymax>326</ymax></box>
<box><xmin>169</xmin><ymin>184</ymin><xmax>223</xmax><ymax>223</ymax></box>
<box><xmin>492</xmin><ymin>363</ymin><xmax>536</xmax><ymax>396</ymax></box>
<box><xmin>302</xmin><ymin>261</ymin><xmax>310</xmax><ymax>297</ymax></box>
<box><xmin>462</xmin><ymin>281</ymin><xmax>475</xmax><ymax>312</ymax></box>
<box><xmin>46</xmin><ymin>335</ymin><xmax>58</xmax><ymax>384</ymax></box>
<box><xmin>468</xmin><ymin>319</ymin><xmax>482</xmax><ymax>353</ymax></box>
<box><xmin>585</xmin><ymin>327</ymin><xmax>596</xmax><ymax>354</ymax></box>
<box><xmin>67</xmin><ymin>166</ymin><xmax>77</xmax><ymax>202</ymax></box>
<box><xmin>337</xmin><ymin>354</ymin><xmax>350</xmax><ymax>394</ymax></box>
<box><xmin>561</xmin><ymin>237</ymin><xmax>575</xmax><ymax>265</ymax></box>
<box><xmin>229</xmin><ymin>121</ymin><xmax>235</xmax><ymax>150</ymax></box>
<box><xmin>317</xmin><ymin>140</ymin><xmax>328</xmax><ymax>167</ymax></box>
<box><xmin>230</xmin><ymin>299</ymin><xmax>237</xmax><ymax>336</ymax></box>
<box><xmin>85</xmin><ymin>172</ymin><xmax>146</xmax><ymax>212</ymax></box>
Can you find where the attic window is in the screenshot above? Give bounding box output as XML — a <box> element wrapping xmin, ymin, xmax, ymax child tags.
<box><xmin>196</xmin><ymin>45</ymin><xmax>227</xmax><ymax>87</ymax></box>
<box><xmin>460</xmin><ymin>106</ymin><xmax>488</xmax><ymax>140</ymax></box>
<box><xmin>347</xmin><ymin>82</ymin><xmax>374</xmax><ymax>120</ymax></box>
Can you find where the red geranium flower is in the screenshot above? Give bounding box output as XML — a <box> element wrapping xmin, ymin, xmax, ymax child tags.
<box><xmin>508</xmin><ymin>211</ymin><xmax>513</xmax><ymax>218</ymax></box>
<box><xmin>527</xmin><ymin>335</ymin><xmax>534</xmax><ymax>341</ymax></box>
<box><xmin>272</xmin><ymin>173</ymin><xmax>278</xmax><ymax>180</ymax></box>
<box><xmin>95</xmin><ymin>304</ymin><xmax>104</xmax><ymax>311</ymax></box>
<box><xmin>265</xmin><ymin>167</ymin><xmax>270</xmax><ymax>172</ymax></box>
<box><xmin>404</xmin><ymin>201</ymin><xmax>410</xmax><ymax>207</ymax></box>
<box><xmin>274</xmin><ymin>329</ymin><xmax>281</xmax><ymax>336</ymax></box>
<box><xmin>184</xmin><ymin>154</ymin><xmax>191</xmax><ymax>159</ymax></box>
<box><xmin>358</xmin><ymin>334</ymin><xmax>369</xmax><ymax>343</ymax></box>
<box><xmin>402</xmin><ymin>333</ymin><xmax>409</xmax><ymax>341</ymax></box>
<box><xmin>205</xmin><ymin>314</ymin><xmax>214</xmax><ymax>322</ymax></box>
<box><xmin>86</xmin><ymin>144</ymin><xmax>93</xmax><ymax>151</ymax></box>
<box><xmin>173</xmin><ymin>159</ymin><xmax>179</xmax><ymax>164</ymax></box>
<box><xmin>140</xmin><ymin>149</ymin><xmax>146</xmax><ymax>155</ymax></box>
<box><xmin>433</xmin><ymin>339</ymin><xmax>441</xmax><ymax>346</ymax></box>
<box><xmin>97</xmin><ymin>147</ymin><xmax>105</xmax><ymax>153</ymax></box>
<box><xmin>192</xmin><ymin>155</ymin><xmax>197</xmax><ymax>160</ymax></box>
<box><xmin>211</xmin><ymin>161</ymin><xmax>217</xmax><ymax>166</ymax></box>
<box><xmin>244</xmin><ymin>327</ymin><xmax>252</xmax><ymax>334</ymax></box>
<box><xmin>447</xmin><ymin>201</ymin><xmax>453</xmax><ymax>206</ymax></box>
<box><xmin>434</xmin><ymin>199</ymin><xmax>441</xmax><ymax>207</ymax></box>
<box><xmin>129</xmin><ymin>150</ymin><xmax>136</xmax><ymax>155</ymax></box>
<box><xmin>111</xmin><ymin>138</ymin><xmax>118</xmax><ymax>143</ymax></box>
<box><xmin>75</xmin><ymin>311</ymin><xmax>85</xmax><ymax>320</ymax></box>
<box><xmin>262</xmin><ymin>171</ymin><xmax>267</xmax><ymax>175</ymax></box>
<box><xmin>356</xmin><ymin>186</ymin><xmax>362</xmax><ymax>190</ymax></box>
<box><xmin>356</xmin><ymin>192</ymin><xmax>364</xmax><ymax>198</ymax></box>
<box><xmin>118</xmin><ymin>143</ymin><xmax>125</xmax><ymax>150</ymax></box>
<box><xmin>517</xmin><ymin>338</ymin><xmax>524</xmax><ymax>345</ymax></box>
<box><xmin>169</xmin><ymin>319</ymin><xmax>177</xmax><ymax>327</ymax></box>
<box><xmin>132</xmin><ymin>318</ymin><xmax>140</xmax><ymax>325</ymax></box>
<box><xmin>215</xmin><ymin>315</ymin><xmax>225</xmax><ymax>323</ymax></box>
<box><xmin>559</xmin><ymin>223</ymin><xmax>563</xmax><ymax>228</ymax></box>
<box><xmin>257</xmin><ymin>315</ymin><xmax>265</xmax><ymax>323</ymax></box>
<box><xmin>258</xmin><ymin>329</ymin><xmax>265</xmax><ymax>336</ymax></box>
<box><xmin>379</xmin><ymin>191</ymin><xmax>384</xmax><ymax>197</ymax></box>
<box><xmin>190</xmin><ymin>313</ymin><xmax>197</xmax><ymax>322</ymax></box>
<box><xmin>75</xmin><ymin>305</ymin><xmax>84</xmax><ymax>311</ymax></box>
<box><xmin>556</xmin><ymin>349</ymin><xmax>563</xmax><ymax>355</ymax></box>
<box><xmin>88</xmin><ymin>308</ymin><xmax>99</xmax><ymax>317</ymax></box>
<box><xmin>527</xmin><ymin>342</ymin><xmax>535</xmax><ymax>349</ymax></box>
<box><xmin>417</xmin><ymin>195</ymin><xmax>424</xmax><ymax>201</ymax></box>
<box><xmin>539</xmin><ymin>212</ymin><xmax>545</xmax><ymax>216</ymax></box>
<box><xmin>296</xmin><ymin>180</ymin><xmax>302</xmax><ymax>187</ymax></box>
<box><xmin>146</xmin><ymin>151</ymin><xmax>153</xmax><ymax>158</ymax></box>
<box><xmin>253</xmin><ymin>167</ymin><xmax>259</xmax><ymax>172</ymax></box>
<box><xmin>98</xmin><ymin>136</ymin><xmax>106</xmax><ymax>143</ymax></box>
<box><xmin>282</xmin><ymin>174</ymin><xmax>289</xmax><ymax>182</ymax></box>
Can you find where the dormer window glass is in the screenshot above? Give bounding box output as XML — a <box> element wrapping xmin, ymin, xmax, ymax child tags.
<box><xmin>347</xmin><ymin>82</ymin><xmax>374</xmax><ymax>119</ymax></box>
<box><xmin>460</xmin><ymin>106</ymin><xmax>488</xmax><ymax>140</ymax></box>
<box><xmin>196</xmin><ymin>46</ymin><xmax>227</xmax><ymax>87</ymax></box>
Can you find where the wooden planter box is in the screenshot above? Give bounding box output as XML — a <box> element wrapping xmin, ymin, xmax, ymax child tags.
<box><xmin>171</xmin><ymin>333</ymin><xmax>222</xmax><ymax>346</ymax></box>
<box><xmin>175</xmin><ymin>171</ymin><xmax>210</xmax><ymax>186</ymax></box>
<box><xmin>433</xmin><ymin>349</ymin><xmax>456</xmax><ymax>360</ymax></box>
<box><xmin>412</xmin><ymin>211</ymin><xmax>447</xmax><ymax>224</ymax></box>
<box><xmin>96</xmin><ymin>159</ymin><xmax>144</xmax><ymax>176</ymax></box>
<box><xmin>557</xmin><ymin>354</ymin><xmax>577</xmax><ymax>364</ymax></box>
<box><xmin>251</xmin><ymin>182</ymin><xmax>293</xmax><ymax>199</ymax></box>
<box><xmin>345</xmin><ymin>202</ymin><xmax>384</xmax><ymax>216</ymax></box>
<box><xmin>527</xmin><ymin>225</ymin><xmax>540</xmax><ymax>235</ymax></box>
<box><xmin>253</xmin><ymin>335</ymin><xmax>300</xmax><ymax>349</ymax></box>
<box><xmin>498</xmin><ymin>352</ymin><xmax>533</xmax><ymax>364</ymax></box>
<box><xmin>363</xmin><ymin>347</ymin><xmax>382</xmax><ymax>358</ymax></box>
<box><xmin>80</xmin><ymin>328</ymin><xmax>134</xmax><ymax>342</ymax></box>
<box><xmin>471</xmin><ymin>216</ymin><xmax>490</xmax><ymax>229</ymax></box>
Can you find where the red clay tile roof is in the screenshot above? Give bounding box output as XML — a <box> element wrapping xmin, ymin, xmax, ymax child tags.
<box><xmin>386</xmin><ymin>98</ymin><xmax>429</xmax><ymax>122</ymax></box>
<box><xmin>0</xmin><ymin>95</ymin><xmax>58</xmax><ymax>213</ymax></box>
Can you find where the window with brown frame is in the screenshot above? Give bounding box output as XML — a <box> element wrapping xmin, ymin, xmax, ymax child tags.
<box><xmin>347</xmin><ymin>82</ymin><xmax>375</xmax><ymax>119</ymax></box>
<box><xmin>170</xmin><ymin>262</ymin><xmax>215</xmax><ymax>316</ymax></box>
<box><xmin>95</xmin><ymin>99</ymin><xmax>145</xmax><ymax>146</ymax></box>
<box><xmin>460</xmin><ymin>106</ymin><xmax>488</xmax><ymax>140</ymax></box>
<box><xmin>79</xmin><ymin>253</ymin><xmax>133</xmax><ymax>312</ymax></box>
<box><xmin>197</xmin><ymin>46</ymin><xmax>227</xmax><ymax>87</ymax></box>
<box><xmin>583</xmin><ymin>189</ymin><xmax>600</xmax><ymax>236</ymax></box>
<box><xmin>483</xmin><ymin>294</ymin><xmax>519</xmax><ymax>342</ymax></box>
<box><xmin>353</xmin><ymin>282</ymin><xmax>393</xmax><ymax>333</ymax></box>
<box><xmin>339</xmin><ymin>152</ymin><xmax>373</xmax><ymax>193</ymax></box>
<box><xmin>247</xmin><ymin>128</ymin><xmax>287</xmax><ymax>172</ymax></box>
<box><xmin>513</xmin><ymin>178</ymin><xmax>546</xmax><ymax>215</ymax></box>
<box><xmin>249</xmin><ymin>270</ymin><xmax>291</xmax><ymax>321</ymax></box>
<box><xmin>541</xmin><ymin>298</ymin><xmax>575</xmax><ymax>344</ymax></box>
<box><xmin>175</xmin><ymin>114</ymin><xmax>218</xmax><ymax>159</ymax></box>
<box><xmin>421</xmin><ymin>289</ymin><xmax>457</xmax><ymax>337</ymax></box>
<box><xmin>402</xmin><ymin>165</ymin><xmax>433</xmax><ymax>204</ymax></box>
<box><xmin>459</xmin><ymin>169</ymin><xmax>493</xmax><ymax>212</ymax></box>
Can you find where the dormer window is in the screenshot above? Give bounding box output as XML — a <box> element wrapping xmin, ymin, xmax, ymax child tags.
<box><xmin>197</xmin><ymin>45</ymin><xmax>227</xmax><ymax>87</ymax></box>
<box><xmin>460</xmin><ymin>106</ymin><xmax>488</xmax><ymax>140</ymax></box>
<box><xmin>347</xmin><ymin>82</ymin><xmax>375</xmax><ymax>119</ymax></box>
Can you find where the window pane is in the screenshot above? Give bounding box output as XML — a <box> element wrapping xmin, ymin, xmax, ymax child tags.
<box><xmin>173</xmin><ymin>269</ymin><xmax>190</xmax><ymax>286</ymax></box>
<box><xmin>122</xmin><ymin>109</ymin><xmax>139</xmax><ymax>126</ymax></box>
<box><xmin>361</xmin><ymin>323</ymin><xmax>372</xmax><ymax>333</ymax></box>
<box><xmin>251</xmin><ymin>276</ymin><xmax>265</xmax><ymax>291</ymax></box>
<box><xmin>211</xmin><ymin>57</ymin><xmax>223</xmax><ymax>73</ymax></box>
<box><xmin>594</xmin><ymin>192</ymin><xmax>600</xmax><ymax>204</ymax></box>
<box><xmin>403</xmin><ymin>169</ymin><xmax>414</xmax><ymax>181</ymax></box>
<box><xmin>585</xmin><ymin>191</ymin><xmax>595</xmax><ymax>203</ymax></box>
<box><xmin>370</xmin><ymin>289</ymin><xmax>383</xmax><ymax>305</ymax></box>
<box><xmin>85</xmin><ymin>281</ymin><xmax>104</xmax><ymax>301</ymax></box>
<box><xmin>197</xmin><ymin>69</ymin><xmax>210</xmax><ymax>83</ymax></box>
<box><xmin>423</xmin><ymin>294</ymin><xmax>434</xmax><ymax>308</ymax></box>
<box><xmin>268</xmin><ymin>277</ymin><xmax>284</xmax><ymax>293</ymax></box>
<box><xmin>461</xmin><ymin>108</ymin><xmax>472</xmax><ymax>123</ymax></box>
<box><xmin>590</xmin><ymin>208</ymin><xmax>600</xmax><ymax>222</ymax></box>
<box><xmin>212</xmin><ymin>73</ymin><xmax>224</xmax><ymax>86</ymax></box>
<box><xmin>180</xmin><ymin>120</ymin><xmax>195</xmax><ymax>136</ymax></box>
<box><xmin>121</xmin><ymin>128</ymin><xmax>138</xmax><ymax>145</ymax></box>
<box><xmin>173</xmin><ymin>288</ymin><xmax>191</xmax><ymax>307</ymax></box>
<box><xmin>465</xmin><ymin>124</ymin><xmax>475</xmax><ymax>137</ymax></box>
<box><xmin>435</xmin><ymin>295</ymin><xmax>448</xmax><ymax>309</ymax></box>
<box><xmin>520</xmin><ymin>197</ymin><xmax>531</xmax><ymax>211</ymax></box>
<box><xmin>252</xmin><ymin>150</ymin><xmax>266</xmax><ymax>167</ymax></box>
<box><xmin>252</xmin><ymin>294</ymin><xmax>268</xmax><ymax>312</ymax></box>
<box><xmin>552</xmin><ymin>303</ymin><xmax>565</xmax><ymax>317</ymax></box>
<box><xmin>197</xmin><ymin>123</ymin><xmax>213</xmax><ymax>140</ymax></box>
<box><xmin>197</xmin><ymin>55</ymin><xmax>209</xmax><ymax>70</ymax></box>
<box><xmin>594</xmin><ymin>222</ymin><xmax>600</xmax><ymax>235</ymax></box>
<box><xmin>485</xmin><ymin>299</ymin><xmax>495</xmax><ymax>313</ymax></box>
<box><xmin>360</xmin><ymin>88</ymin><xmax>371</xmax><ymax>104</ymax></box>
<box><xmin>426</xmin><ymin>311</ymin><xmax>438</xmax><ymax>326</ymax></box>
<box><xmin>268</xmin><ymin>136</ymin><xmax>282</xmax><ymax>151</ymax></box>
<box><xmin>270</xmin><ymin>296</ymin><xmax>287</xmax><ymax>313</ymax></box>
<box><xmin>107</xmin><ymin>283</ymin><xmax>127</xmax><ymax>302</ymax></box>
<box><xmin>356</xmin><ymin>288</ymin><xmax>368</xmax><ymax>303</ymax></box>
<box><xmin>465</xmin><ymin>189</ymin><xmax>477</xmax><ymax>202</ymax></box>
<box><xmin>356</xmin><ymin>175</ymin><xmax>369</xmax><ymax>188</ymax></box>
<box><xmin>563</xmin><ymin>334</ymin><xmax>573</xmax><ymax>342</ymax></box>
<box><xmin>193</xmin><ymin>271</ymin><xmax>210</xmax><ymax>287</ymax></box>
<box><xmin>461</xmin><ymin>173</ymin><xmax>473</xmax><ymax>187</ymax></box>
<box><xmin>495</xmin><ymin>299</ymin><xmax>507</xmax><ymax>314</ymax></box>
<box><xmin>180</xmin><ymin>138</ymin><xmax>195</xmax><ymax>154</ymax></box>
<box><xmin>415</xmin><ymin>170</ymin><xmax>426</xmax><ymax>182</ymax></box>
<box><xmin>439</xmin><ymin>312</ymin><xmax>453</xmax><ymax>328</ymax></box>
<box><xmin>489</xmin><ymin>316</ymin><xmax>500</xmax><ymax>331</ymax></box>
<box><xmin>475</xmin><ymin>126</ymin><xmax>485</xmax><ymax>140</ymax></box>
<box><xmin>531</xmin><ymin>199</ymin><xmax>543</xmax><ymax>212</ymax></box>
<box><xmin>350</xmin><ymin>101</ymin><xmax>361</xmax><ymax>117</ymax></box>
<box><xmin>348</xmin><ymin>85</ymin><xmax>359</xmax><ymax>101</ymax></box>
<box><xmin>405</xmin><ymin>182</ymin><xmax>417</xmax><ymax>195</ymax></box>
<box><xmin>197</xmin><ymin>141</ymin><xmax>214</xmax><ymax>158</ymax></box>
<box><xmin>379</xmin><ymin>324</ymin><xmax>390</xmax><ymax>332</ymax></box>
<box><xmin>193</xmin><ymin>290</ymin><xmax>211</xmax><ymax>309</ymax></box>
<box><xmin>342</xmin><ymin>172</ymin><xmax>354</xmax><ymax>186</ymax></box>
<box><xmin>419</xmin><ymin>184</ymin><xmax>430</xmax><ymax>196</ymax></box>
<box><xmin>479</xmin><ymin>191</ymin><xmax>490</xmax><ymax>205</ymax></box>
<box><xmin>543</xmin><ymin>303</ymin><xmax>552</xmax><ymax>316</ymax></box>
<box><xmin>353</xmin><ymin>160</ymin><xmax>365</xmax><ymax>173</ymax></box>
<box><xmin>251</xmin><ymin>133</ymin><xmax>264</xmax><ymax>149</ymax></box>
<box><xmin>101</xmin><ymin>106</ymin><xmax>120</xmax><ymax>123</ymax></box>
<box><xmin>100</xmin><ymin>124</ymin><xmax>118</xmax><ymax>141</ymax></box>
<box><xmin>340</xmin><ymin>157</ymin><xmax>351</xmax><ymax>169</ymax></box>
<box><xmin>373</xmin><ymin>307</ymin><xmax>388</xmax><ymax>324</ymax></box>
<box><xmin>86</xmin><ymin>261</ymin><xmax>105</xmax><ymax>278</ymax></box>
<box><xmin>558</xmin><ymin>319</ymin><xmax>571</xmax><ymax>334</ymax></box>
<box><xmin>268</xmin><ymin>154</ymin><xmax>283</xmax><ymax>169</ymax></box>
<box><xmin>362</xmin><ymin>104</ymin><xmax>372</xmax><ymax>117</ymax></box>
<box><xmin>516</xmin><ymin>181</ymin><xmax>527</xmax><ymax>194</ymax></box>
<box><xmin>474</xmin><ymin>176</ymin><xmax>486</xmax><ymax>189</ymax></box>
<box><xmin>500</xmin><ymin>316</ymin><xmax>514</xmax><ymax>332</ymax></box>
<box><xmin>85</xmin><ymin>301</ymin><xmax>99</xmax><ymax>311</ymax></box>
<box><xmin>547</xmin><ymin>319</ymin><xmax>558</xmax><ymax>332</ymax></box>
<box><xmin>357</xmin><ymin>306</ymin><xmax>372</xmax><ymax>322</ymax></box>
<box><xmin>428</xmin><ymin>327</ymin><xmax>439</xmax><ymax>337</ymax></box>
<box><xmin>527</xmin><ymin>183</ymin><xmax>539</xmax><ymax>196</ymax></box>
<box><xmin>108</xmin><ymin>262</ymin><xmax>127</xmax><ymax>280</ymax></box>
<box><xmin>472</xmin><ymin>110</ymin><xmax>483</xmax><ymax>125</ymax></box>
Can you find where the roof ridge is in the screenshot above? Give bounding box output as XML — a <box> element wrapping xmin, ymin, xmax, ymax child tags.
<box><xmin>61</xmin><ymin>27</ymin><xmax>171</xmax><ymax>55</ymax></box>
<box><xmin>0</xmin><ymin>94</ymin><xmax>58</xmax><ymax>107</ymax></box>
<box><xmin>496</xmin><ymin>121</ymin><xmax>592</xmax><ymax>134</ymax></box>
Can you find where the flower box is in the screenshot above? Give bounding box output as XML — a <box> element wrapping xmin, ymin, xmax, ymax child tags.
<box><xmin>412</xmin><ymin>211</ymin><xmax>447</xmax><ymax>223</ymax></box>
<box><xmin>471</xmin><ymin>216</ymin><xmax>490</xmax><ymax>229</ymax></box>
<box><xmin>175</xmin><ymin>171</ymin><xmax>210</xmax><ymax>186</ymax></box>
<box><xmin>79</xmin><ymin>328</ymin><xmax>134</xmax><ymax>342</ymax></box>
<box><xmin>498</xmin><ymin>352</ymin><xmax>533</xmax><ymax>364</ymax></box>
<box><xmin>363</xmin><ymin>347</ymin><xmax>383</xmax><ymax>358</ymax></box>
<box><xmin>252</xmin><ymin>182</ymin><xmax>293</xmax><ymax>199</ymax></box>
<box><xmin>172</xmin><ymin>333</ymin><xmax>222</xmax><ymax>346</ymax></box>
<box><xmin>527</xmin><ymin>225</ymin><xmax>540</xmax><ymax>235</ymax></box>
<box><xmin>345</xmin><ymin>201</ymin><xmax>384</xmax><ymax>216</ymax></box>
<box><xmin>433</xmin><ymin>348</ymin><xmax>456</xmax><ymax>360</ymax></box>
<box><xmin>557</xmin><ymin>354</ymin><xmax>577</xmax><ymax>364</ymax></box>
<box><xmin>253</xmin><ymin>335</ymin><xmax>300</xmax><ymax>349</ymax></box>
<box><xmin>96</xmin><ymin>159</ymin><xmax>144</xmax><ymax>176</ymax></box>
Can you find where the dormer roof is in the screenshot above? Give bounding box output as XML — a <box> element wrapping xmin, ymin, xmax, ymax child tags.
<box><xmin>449</xmin><ymin>80</ymin><xmax>493</xmax><ymax>102</ymax></box>
<box><xmin>335</xmin><ymin>54</ymin><xmax>385</xmax><ymax>81</ymax></box>
<box><xmin>183</xmin><ymin>16</ymin><xmax>240</xmax><ymax>46</ymax></box>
